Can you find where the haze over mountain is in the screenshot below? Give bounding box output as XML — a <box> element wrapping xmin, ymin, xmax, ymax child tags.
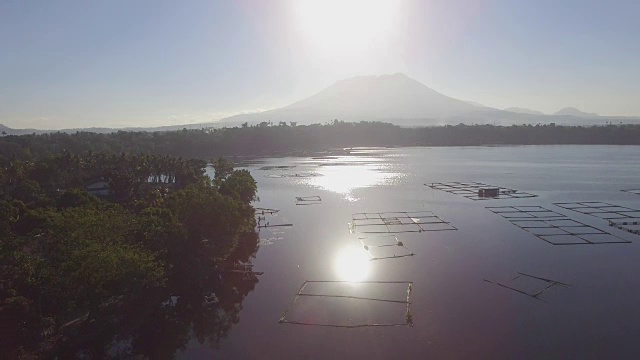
<box><xmin>3</xmin><ymin>73</ymin><xmax>640</xmax><ymax>135</ymax></box>
<box><xmin>504</xmin><ymin>107</ymin><xmax>545</xmax><ymax>115</ymax></box>
<box><xmin>220</xmin><ymin>73</ymin><xmax>636</xmax><ymax>127</ymax></box>
<box><xmin>554</xmin><ymin>107</ymin><xmax>599</xmax><ymax>117</ymax></box>
<box><xmin>221</xmin><ymin>73</ymin><xmax>486</xmax><ymax>125</ymax></box>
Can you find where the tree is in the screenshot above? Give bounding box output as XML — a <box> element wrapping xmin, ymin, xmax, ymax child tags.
<box><xmin>219</xmin><ymin>169</ymin><xmax>257</xmax><ymax>204</ymax></box>
<box><xmin>212</xmin><ymin>157</ymin><xmax>234</xmax><ymax>180</ymax></box>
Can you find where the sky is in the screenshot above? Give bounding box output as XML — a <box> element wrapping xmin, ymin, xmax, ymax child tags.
<box><xmin>1</xmin><ymin>0</ymin><xmax>639</xmax><ymax>129</ymax></box>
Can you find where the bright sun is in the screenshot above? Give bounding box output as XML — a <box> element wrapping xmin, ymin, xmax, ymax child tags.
<box><xmin>335</xmin><ymin>244</ymin><xmax>371</xmax><ymax>282</ymax></box>
<box><xmin>292</xmin><ymin>0</ymin><xmax>399</xmax><ymax>55</ymax></box>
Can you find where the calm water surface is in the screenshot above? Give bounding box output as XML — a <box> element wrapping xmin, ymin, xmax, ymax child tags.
<box><xmin>192</xmin><ymin>145</ymin><xmax>640</xmax><ymax>359</ymax></box>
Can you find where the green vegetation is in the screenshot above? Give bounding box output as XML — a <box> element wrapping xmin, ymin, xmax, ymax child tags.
<box><xmin>2</xmin><ymin>122</ymin><xmax>640</xmax><ymax>161</ymax></box>
<box><xmin>0</xmin><ymin>152</ymin><xmax>259</xmax><ymax>358</ymax></box>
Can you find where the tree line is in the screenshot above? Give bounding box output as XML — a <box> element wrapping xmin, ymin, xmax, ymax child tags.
<box><xmin>2</xmin><ymin>122</ymin><xmax>640</xmax><ymax>161</ymax></box>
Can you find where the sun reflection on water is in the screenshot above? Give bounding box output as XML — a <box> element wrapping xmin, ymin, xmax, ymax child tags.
<box><xmin>335</xmin><ymin>245</ymin><xmax>371</xmax><ymax>282</ymax></box>
<box><xmin>309</xmin><ymin>162</ymin><xmax>398</xmax><ymax>199</ymax></box>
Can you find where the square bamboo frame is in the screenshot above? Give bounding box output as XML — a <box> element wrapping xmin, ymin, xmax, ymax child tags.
<box><xmin>349</xmin><ymin>211</ymin><xmax>457</xmax><ymax>234</ymax></box>
<box><xmin>427</xmin><ymin>181</ymin><xmax>537</xmax><ymax>201</ymax></box>
<box><xmin>278</xmin><ymin>280</ymin><xmax>413</xmax><ymax>328</ymax></box>
<box><xmin>488</xmin><ymin>206</ymin><xmax>630</xmax><ymax>245</ymax></box>
<box><xmin>484</xmin><ymin>272</ymin><xmax>570</xmax><ymax>302</ymax></box>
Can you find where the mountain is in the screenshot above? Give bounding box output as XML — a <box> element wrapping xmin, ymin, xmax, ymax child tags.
<box><xmin>220</xmin><ymin>73</ymin><xmax>485</xmax><ymax>125</ymax></box>
<box><xmin>554</xmin><ymin>107</ymin><xmax>599</xmax><ymax>117</ymax></box>
<box><xmin>465</xmin><ymin>100</ymin><xmax>486</xmax><ymax>107</ymax></box>
<box><xmin>504</xmin><ymin>107</ymin><xmax>544</xmax><ymax>115</ymax></box>
<box><xmin>3</xmin><ymin>74</ymin><xmax>640</xmax><ymax>133</ymax></box>
<box><xmin>0</xmin><ymin>123</ymin><xmax>41</xmax><ymax>135</ymax></box>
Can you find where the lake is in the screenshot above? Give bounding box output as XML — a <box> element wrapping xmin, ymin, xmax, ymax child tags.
<box><xmin>193</xmin><ymin>145</ymin><xmax>640</xmax><ymax>359</ymax></box>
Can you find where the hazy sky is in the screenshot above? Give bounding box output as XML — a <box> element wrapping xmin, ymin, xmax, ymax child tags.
<box><xmin>1</xmin><ymin>0</ymin><xmax>639</xmax><ymax>129</ymax></box>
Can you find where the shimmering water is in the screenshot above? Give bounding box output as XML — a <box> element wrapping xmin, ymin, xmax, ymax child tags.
<box><xmin>192</xmin><ymin>145</ymin><xmax>640</xmax><ymax>359</ymax></box>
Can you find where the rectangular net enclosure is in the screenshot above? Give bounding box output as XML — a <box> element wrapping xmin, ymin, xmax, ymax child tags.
<box><xmin>554</xmin><ymin>201</ymin><xmax>640</xmax><ymax>220</ymax></box>
<box><xmin>358</xmin><ymin>235</ymin><xmax>414</xmax><ymax>261</ymax></box>
<box><xmin>486</xmin><ymin>206</ymin><xmax>566</xmax><ymax>219</ymax></box>
<box><xmin>258</xmin><ymin>165</ymin><xmax>296</xmax><ymax>170</ymax></box>
<box><xmin>255</xmin><ymin>207</ymin><xmax>293</xmax><ymax>229</ymax></box>
<box><xmin>255</xmin><ymin>207</ymin><xmax>280</xmax><ymax>215</ymax></box>
<box><xmin>266</xmin><ymin>173</ymin><xmax>322</xmax><ymax>178</ymax></box>
<box><xmin>487</xmin><ymin>206</ymin><xmax>631</xmax><ymax>245</ymax></box>
<box><xmin>426</xmin><ymin>181</ymin><xmax>537</xmax><ymax>201</ymax></box>
<box><xmin>608</xmin><ymin>219</ymin><xmax>640</xmax><ymax>235</ymax></box>
<box><xmin>484</xmin><ymin>272</ymin><xmax>570</xmax><ymax>302</ymax></box>
<box><xmin>349</xmin><ymin>211</ymin><xmax>457</xmax><ymax>234</ymax></box>
<box><xmin>257</xmin><ymin>223</ymin><xmax>293</xmax><ymax>229</ymax></box>
<box><xmin>278</xmin><ymin>281</ymin><xmax>413</xmax><ymax>328</ymax></box>
<box><xmin>295</xmin><ymin>196</ymin><xmax>322</xmax><ymax>205</ymax></box>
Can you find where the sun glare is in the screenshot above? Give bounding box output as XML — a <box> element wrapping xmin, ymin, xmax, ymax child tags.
<box><xmin>308</xmin><ymin>162</ymin><xmax>399</xmax><ymax>200</ymax></box>
<box><xmin>292</xmin><ymin>0</ymin><xmax>399</xmax><ymax>55</ymax></box>
<box><xmin>335</xmin><ymin>244</ymin><xmax>371</xmax><ymax>282</ymax></box>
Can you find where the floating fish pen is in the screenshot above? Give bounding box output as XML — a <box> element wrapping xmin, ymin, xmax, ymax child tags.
<box><xmin>488</xmin><ymin>206</ymin><xmax>631</xmax><ymax>245</ymax></box>
<box><xmin>278</xmin><ymin>280</ymin><xmax>413</xmax><ymax>328</ymax></box>
<box><xmin>295</xmin><ymin>196</ymin><xmax>322</xmax><ymax>205</ymax></box>
<box><xmin>317</xmin><ymin>162</ymin><xmax>360</xmax><ymax>167</ymax></box>
<box><xmin>311</xmin><ymin>156</ymin><xmax>340</xmax><ymax>160</ymax></box>
<box><xmin>621</xmin><ymin>189</ymin><xmax>640</xmax><ymax>196</ymax></box>
<box><xmin>254</xmin><ymin>207</ymin><xmax>293</xmax><ymax>229</ymax></box>
<box><xmin>257</xmin><ymin>223</ymin><xmax>293</xmax><ymax>229</ymax></box>
<box><xmin>258</xmin><ymin>165</ymin><xmax>296</xmax><ymax>171</ymax></box>
<box><xmin>554</xmin><ymin>201</ymin><xmax>640</xmax><ymax>220</ymax></box>
<box><xmin>359</xmin><ymin>235</ymin><xmax>414</xmax><ymax>261</ymax></box>
<box><xmin>255</xmin><ymin>207</ymin><xmax>280</xmax><ymax>215</ymax></box>
<box><xmin>484</xmin><ymin>272</ymin><xmax>570</xmax><ymax>302</ymax></box>
<box><xmin>427</xmin><ymin>182</ymin><xmax>537</xmax><ymax>200</ymax></box>
<box><xmin>266</xmin><ymin>173</ymin><xmax>322</xmax><ymax>178</ymax></box>
<box><xmin>486</xmin><ymin>206</ymin><xmax>566</xmax><ymax>219</ymax></box>
<box><xmin>608</xmin><ymin>219</ymin><xmax>640</xmax><ymax>235</ymax></box>
<box><xmin>349</xmin><ymin>211</ymin><xmax>457</xmax><ymax>234</ymax></box>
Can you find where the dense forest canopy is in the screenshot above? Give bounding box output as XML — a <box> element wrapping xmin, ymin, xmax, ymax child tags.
<box><xmin>1</xmin><ymin>122</ymin><xmax>640</xmax><ymax>161</ymax></box>
<box><xmin>1</xmin><ymin>121</ymin><xmax>639</xmax><ymax>357</ymax></box>
<box><xmin>0</xmin><ymin>152</ymin><xmax>259</xmax><ymax>358</ymax></box>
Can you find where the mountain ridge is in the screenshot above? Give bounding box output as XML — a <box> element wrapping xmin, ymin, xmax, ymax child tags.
<box><xmin>219</xmin><ymin>74</ymin><xmax>624</xmax><ymax>126</ymax></box>
<box><xmin>2</xmin><ymin>74</ymin><xmax>639</xmax><ymax>134</ymax></box>
<box><xmin>554</xmin><ymin>107</ymin><xmax>599</xmax><ymax>117</ymax></box>
<box><xmin>220</xmin><ymin>73</ymin><xmax>485</xmax><ymax>125</ymax></box>
<box><xmin>504</xmin><ymin>107</ymin><xmax>545</xmax><ymax>115</ymax></box>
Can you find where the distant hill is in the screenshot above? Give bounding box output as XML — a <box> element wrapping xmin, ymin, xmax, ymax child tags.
<box><xmin>220</xmin><ymin>73</ymin><xmax>485</xmax><ymax>126</ymax></box>
<box><xmin>504</xmin><ymin>107</ymin><xmax>545</xmax><ymax>115</ymax></box>
<box><xmin>554</xmin><ymin>107</ymin><xmax>599</xmax><ymax>117</ymax></box>
<box><xmin>0</xmin><ymin>123</ymin><xmax>212</xmax><ymax>136</ymax></box>
<box><xmin>0</xmin><ymin>123</ymin><xmax>40</xmax><ymax>136</ymax></box>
